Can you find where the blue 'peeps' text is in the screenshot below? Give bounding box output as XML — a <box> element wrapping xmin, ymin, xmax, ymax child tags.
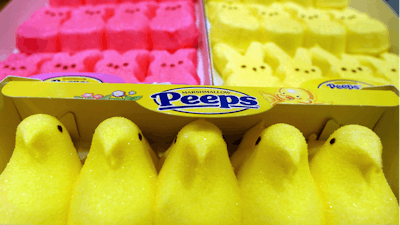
<box><xmin>326</xmin><ymin>83</ymin><xmax>362</xmax><ymax>90</ymax></box>
<box><xmin>150</xmin><ymin>91</ymin><xmax>260</xmax><ymax>111</ymax></box>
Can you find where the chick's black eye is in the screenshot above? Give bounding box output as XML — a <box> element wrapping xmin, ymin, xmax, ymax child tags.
<box><xmin>255</xmin><ymin>136</ymin><xmax>261</xmax><ymax>145</ymax></box>
<box><xmin>139</xmin><ymin>133</ymin><xmax>142</xmax><ymax>141</ymax></box>
<box><xmin>174</xmin><ymin>137</ymin><xmax>177</xmax><ymax>143</ymax></box>
<box><xmin>330</xmin><ymin>138</ymin><xmax>336</xmax><ymax>145</ymax></box>
<box><xmin>57</xmin><ymin>125</ymin><xmax>63</xmax><ymax>133</ymax></box>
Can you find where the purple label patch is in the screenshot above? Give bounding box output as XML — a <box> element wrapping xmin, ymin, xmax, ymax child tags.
<box><xmin>30</xmin><ymin>72</ymin><xmax>126</xmax><ymax>83</ymax></box>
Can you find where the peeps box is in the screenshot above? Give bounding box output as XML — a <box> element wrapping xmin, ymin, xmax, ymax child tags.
<box><xmin>0</xmin><ymin>0</ymin><xmax>398</xmax><ymax>206</ymax></box>
<box><xmin>0</xmin><ymin>79</ymin><xmax>399</xmax><ymax>199</ymax></box>
<box><xmin>0</xmin><ymin>0</ymin><xmax>213</xmax><ymax>85</ymax></box>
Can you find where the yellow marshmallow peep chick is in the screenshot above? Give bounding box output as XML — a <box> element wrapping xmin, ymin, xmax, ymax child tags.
<box><xmin>0</xmin><ymin>114</ymin><xmax>82</xmax><ymax>225</ymax></box>
<box><xmin>155</xmin><ymin>119</ymin><xmax>241</xmax><ymax>225</ymax></box>
<box><xmin>307</xmin><ymin>133</ymin><xmax>325</xmax><ymax>161</ymax></box>
<box><xmin>238</xmin><ymin>123</ymin><xmax>325</xmax><ymax>225</ymax></box>
<box><xmin>230</xmin><ymin>120</ymin><xmax>266</xmax><ymax>174</ymax></box>
<box><xmin>310</xmin><ymin>125</ymin><xmax>399</xmax><ymax>224</ymax></box>
<box><xmin>68</xmin><ymin>117</ymin><xmax>157</xmax><ymax>225</ymax></box>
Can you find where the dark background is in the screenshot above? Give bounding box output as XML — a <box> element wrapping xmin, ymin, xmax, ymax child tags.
<box><xmin>386</xmin><ymin>0</ymin><xmax>399</xmax><ymax>16</ymax></box>
<box><xmin>0</xmin><ymin>0</ymin><xmax>10</xmax><ymax>10</ymax></box>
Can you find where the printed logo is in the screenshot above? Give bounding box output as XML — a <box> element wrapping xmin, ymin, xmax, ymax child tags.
<box><xmin>318</xmin><ymin>80</ymin><xmax>374</xmax><ymax>90</ymax></box>
<box><xmin>260</xmin><ymin>88</ymin><xmax>329</xmax><ymax>106</ymax></box>
<box><xmin>150</xmin><ymin>87</ymin><xmax>260</xmax><ymax>115</ymax></box>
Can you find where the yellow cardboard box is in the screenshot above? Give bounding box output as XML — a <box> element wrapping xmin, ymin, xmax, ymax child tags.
<box><xmin>0</xmin><ymin>78</ymin><xmax>398</xmax><ymax>198</ymax></box>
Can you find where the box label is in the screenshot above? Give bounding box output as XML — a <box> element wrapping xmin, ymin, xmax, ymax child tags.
<box><xmin>317</xmin><ymin>80</ymin><xmax>374</xmax><ymax>90</ymax></box>
<box><xmin>150</xmin><ymin>87</ymin><xmax>260</xmax><ymax>115</ymax></box>
<box><xmin>302</xmin><ymin>78</ymin><xmax>381</xmax><ymax>90</ymax></box>
<box><xmin>2</xmin><ymin>82</ymin><xmax>399</xmax><ymax>118</ymax></box>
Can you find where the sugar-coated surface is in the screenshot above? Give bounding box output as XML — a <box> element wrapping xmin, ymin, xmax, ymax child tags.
<box><xmin>155</xmin><ymin>119</ymin><xmax>241</xmax><ymax>225</ymax></box>
<box><xmin>0</xmin><ymin>48</ymin><xmax>200</xmax><ymax>84</ymax></box>
<box><xmin>0</xmin><ymin>114</ymin><xmax>82</xmax><ymax>224</ymax></box>
<box><xmin>315</xmin><ymin>0</ymin><xmax>348</xmax><ymax>8</ymax></box>
<box><xmin>242</xmin><ymin>0</ymin><xmax>275</xmax><ymax>6</ymax></box>
<box><xmin>282</xmin><ymin>0</ymin><xmax>312</xmax><ymax>7</ymax></box>
<box><xmin>144</xmin><ymin>48</ymin><xmax>199</xmax><ymax>85</ymax></box>
<box><xmin>40</xmin><ymin>50</ymin><xmax>103</xmax><ymax>73</ymax></box>
<box><xmin>379</xmin><ymin>53</ymin><xmax>400</xmax><ymax>86</ymax></box>
<box><xmin>50</xmin><ymin>0</ymin><xmax>82</xmax><ymax>7</ymax></box>
<box><xmin>206</xmin><ymin>2</ymin><xmax>249</xmax><ymax>23</ymax></box>
<box><xmin>158</xmin><ymin>0</ymin><xmax>194</xmax><ymax>2</ymax></box>
<box><xmin>207</xmin><ymin>1</ymin><xmax>395</xmax><ymax>87</ymax></box>
<box><xmin>310</xmin><ymin>125</ymin><xmax>399</xmax><ymax>224</ymax></box>
<box><xmin>307</xmin><ymin>133</ymin><xmax>325</xmax><ymax>161</ymax></box>
<box><xmin>17</xmin><ymin>1</ymin><xmax>199</xmax><ymax>54</ymax></box>
<box><xmin>68</xmin><ymin>117</ymin><xmax>157</xmax><ymax>225</ymax></box>
<box><xmin>157</xmin><ymin>146</ymin><xmax>171</xmax><ymax>172</ymax></box>
<box><xmin>17</xmin><ymin>7</ymin><xmax>71</xmax><ymax>53</ymax></box>
<box><xmin>264</xmin><ymin>43</ymin><xmax>322</xmax><ymax>87</ymax></box>
<box><xmin>60</xmin><ymin>5</ymin><xmax>115</xmax><ymax>52</ymax></box>
<box><xmin>344</xmin><ymin>19</ymin><xmax>389</xmax><ymax>54</ymax></box>
<box><xmin>106</xmin><ymin>2</ymin><xmax>156</xmax><ymax>51</ymax></box>
<box><xmin>205</xmin><ymin>0</ymin><xmax>348</xmax><ymax>13</ymax></box>
<box><xmin>329</xmin><ymin>8</ymin><xmax>389</xmax><ymax>55</ymax></box>
<box><xmin>30</xmin><ymin>6</ymin><xmax>71</xmax><ymax>22</ymax></box>
<box><xmin>86</xmin><ymin>0</ymin><xmax>119</xmax><ymax>5</ymax></box>
<box><xmin>250</xmin><ymin>4</ymin><xmax>304</xmax><ymax>56</ymax></box>
<box><xmin>237</xmin><ymin>123</ymin><xmax>325</xmax><ymax>225</ymax></box>
<box><xmin>5</xmin><ymin>53</ymin><xmax>28</xmax><ymax>61</ymax></box>
<box><xmin>0</xmin><ymin>53</ymin><xmax>53</xmax><ymax>80</ymax></box>
<box><xmin>286</xmin><ymin>4</ymin><xmax>347</xmax><ymax>56</ymax></box>
<box><xmin>209</xmin><ymin>3</ymin><xmax>260</xmax><ymax>54</ymax></box>
<box><xmin>230</xmin><ymin>121</ymin><xmax>266</xmax><ymax>174</ymax></box>
<box><xmin>355</xmin><ymin>53</ymin><xmax>400</xmax><ymax>87</ymax></box>
<box><xmin>94</xmin><ymin>50</ymin><xmax>149</xmax><ymax>82</ymax></box>
<box><xmin>150</xmin><ymin>1</ymin><xmax>198</xmax><ymax>51</ymax></box>
<box><xmin>213</xmin><ymin>42</ymin><xmax>285</xmax><ymax>87</ymax></box>
<box><xmin>310</xmin><ymin>46</ymin><xmax>389</xmax><ymax>84</ymax></box>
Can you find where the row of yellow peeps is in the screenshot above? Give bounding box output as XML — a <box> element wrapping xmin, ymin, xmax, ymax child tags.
<box><xmin>160</xmin><ymin>119</ymin><xmax>397</xmax><ymax>225</ymax></box>
<box><xmin>207</xmin><ymin>2</ymin><xmax>390</xmax><ymax>57</ymax></box>
<box><xmin>231</xmin><ymin>120</ymin><xmax>399</xmax><ymax>224</ymax></box>
<box><xmin>212</xmin><ymin>41</ymin><xmax>399</xmax><ymax>87</ymax></box>
<box><xmin>0</xmin><ymin>114</ymin><xmax>398</xmax><ymax>224</ymax></box>
<box><xmin>205</xmin><ymin>0</ymin><xmax>349</xmax><ymax>9</ymax></box>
